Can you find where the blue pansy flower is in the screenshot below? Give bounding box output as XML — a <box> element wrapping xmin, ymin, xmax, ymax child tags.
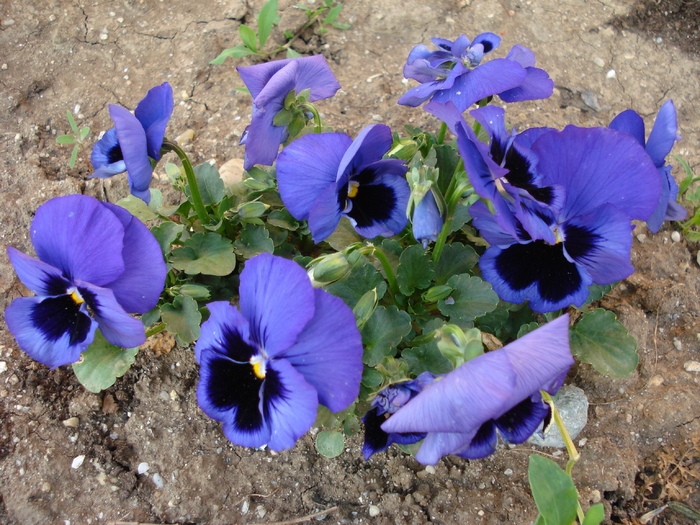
<box><xmin>276</xmin><ymin>124</ymin><xmax>410</xmax><ymax>242</ymax></box>
<box><xmin>195</xmin><ymin>253</ymin><xmax>363</xmax><ymax>451</ymax></box>
<box><xmin>238</xmin><ymin>55</ymin><xmax>341</xmax><ymax>170</ymax></box>
<box><xmin>5</xmin><ymin>195</ymin><xmax>167</xmax><ymax>368</ymax></box>
<box><xmin>381</xmin><ymin>315</ymin><xmax>573</xmax><ymax>465</ymax></box>
<box><xmin>91</xmin><ymin>82</ymin><xmax>174</xmax><ymax>203</ymax></box>
<box><xmin>471</xmin><ymin>125</ymin><xmax>661</xmax><ymax>312</ymax></box>
<box><xmin>609</xmin><ymin>100</ymin><xmax>686</xmax><ymax>233</ymax></box>
<box><xmin>362</xmin><ymin>372</ymin><xmax>437</xmax><ymax>460</ymax></box>
<box><xmin>398</xmin><ymin>35</ymin><xmax>553</xmax><ymax>112</ymax></box>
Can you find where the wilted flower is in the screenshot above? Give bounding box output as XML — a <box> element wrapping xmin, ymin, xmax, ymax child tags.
<box><xmin>5</xmin><ymin>195</ymin><xmax>167</xmax><ymax>368</ymax></box>
<box><xmin>381</xmin><ymin>315</ymin><xmax>573</xmax><ymax>465</ymax></box>
<box><xmin>238</xmin><ymin>55</ymin><xmax>341</xmax><ymax>170</ymax></box>
<box><xmin>195</xmin><ymin>253</ymin><xmax>363</xmax><ymax>451</ymax></box>
<box><xmin>398</xmin><ymin>35</ymin><xmax>553</xmax><ymax>112</ymax></box>
<box><xmin>609</xmin><ymin>100</ymin><xmax>686</xmax><ymax>233</ymax></box>
<box><xmin>91</xmin><ymin>83</ymin><xmax>173</xmax><ymax>203</ymax></box>
<box><xmin>276</xmin><ymin>124</ymin><xmax>410</xmax><ymax>242</ymax></box>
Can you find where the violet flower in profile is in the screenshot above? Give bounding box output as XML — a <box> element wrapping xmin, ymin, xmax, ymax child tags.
<box><xmin>362</xmin><ymin>372</ymin><xmax>437</xmax><ymax>460</ymax></box>
<box><xmin>609</xmin><ymin>100</ymin><xmax>686</xmax><ymax>233</ymax></box>
<box><xmin>412</xmin><ymin>189</ymin><xmax>443</xmax><ymax>248</ymax></box>
<box><xmin>238</xmin><ymin>55</ymin><xmax>341</xmax><ymax>170</ymax></box>
<box><xmin>471</xmin><ymin>125</ymin><xmax>661</xmax><ymax>312</ymax></box>
<box><xmin>5</xmin><ymin>195</ymin><xmax>167</xmax><ymax>368</ymax></box>
<box><xmin>276</xmin><ymin>124</ymin><xmax>410</xmax><ymax>242</ymax></box>
<box><xmin>398</xmin><ymin>35</ymin><xmax>553</xmax><ymax>112</ymax></box>
<box><xmin>195</xmin><ymin>253</ymin><xmax>363</xmax><ymax>451</ymax></box>
<box><xmin>381</xmin><ymin>315</ymin><xmax>573</xmax><ymax>465</ymax></box>
<box><xmin>91</xmin><ymin>82</ymin><xmax>174</xmax><ymax>203</ymax></box>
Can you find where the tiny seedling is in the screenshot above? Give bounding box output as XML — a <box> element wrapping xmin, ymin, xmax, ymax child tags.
<box><xmin>56</xmin><ymin>110</ymin><xmax>90</xmax><ymax>168</ymax></box>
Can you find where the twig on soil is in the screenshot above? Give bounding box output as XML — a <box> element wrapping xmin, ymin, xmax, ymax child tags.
<box><xmin>261</xmin><ymin>505</ymin><xmax>339</xmax><ymax>524</ymax></box>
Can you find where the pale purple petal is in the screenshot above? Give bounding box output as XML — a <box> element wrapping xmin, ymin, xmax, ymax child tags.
<box><xmin>646</xmin><ymin>100</ymin><xmax>680</xmax><ymax>168</ymax></box>
<box><xmin>337</xmin><ymin>124</ymin><xmax>393</xmax><ymax>182</ymax></box>
<box><xmin>110</xmin><ymin>104</ymin><xmax>153</xmax><ymax>203</ymax></box>
<box><xmin>505</xmin><ymin>44</ymin><xmax>536</xmax><ymax>68</ymax></box>
<box><xmin>7</xmin><ymin>247</ymin><xmax>67</xmax><ymax>296</ymax></box>
<box><xmin>498</xmin><ymin>66</ymin><xmax>554</xmax><ymax>103</ymax></box>
<box><xmin>308</xmin><ymin>182</ymin><xmax>344</xmax><ymax>242</ymax></box>
<box><xmin>90</xmin><ymin>128</ymin><xmax>127</xmax><ymax>178</ymax></box>
<box><xmin>414</xmin><ymin>431</ymin><xmax>476</xmax><ymax>465</ymax></box>
<box><xmin>292</xmin><ymin>55</ymin><xmax>342</xmax><ymax>102</ymax></box>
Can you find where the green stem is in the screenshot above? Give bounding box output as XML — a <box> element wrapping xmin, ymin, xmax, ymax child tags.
<box><xmin>436</xmin><ymin>121</ymin><xmax>447</xmax><ymax>144</ymax></box>
<box><xmin>364</xmin><ymin>245</ymin><xmax>399</xmax><ymax>298</ymax></box>
<box><xmin>162</xmin><ymin>139</ymin><xmax>209</xmax><ymax>224</ymax></box>
<box><xmin>145</xmin><ymin>322</ymin><xmax>167</xmax><ymax>338</ymax></box>
<box><xmin>541</xmin><ymin>391</ymin><xmax>585</xmax><ymax>524</ymax></box>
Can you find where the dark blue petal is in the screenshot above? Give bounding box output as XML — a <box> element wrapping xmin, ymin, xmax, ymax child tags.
<box><xmin>134</xmin><ymin>82</ymin><xmax>173</xmax><ymax>160</ymax></box>
<box><xmin>646</xmin><ymin>100</ymin><xmax>680</xmax><ymax>168</ymax></box>
<box><xmin>109</xmin><ymin>104</ymin><xmax>153</xmax><ymax>203</ymax></box>
<box><xmin>308</xmin><ymin>182</ymin><xmax>344</xmax><ymax>242</ymax></box>
<box><xmin>7</xmin><ymin>247</ymin><xmax>71</xmax><ymax>297</ymax></box>
<box><xmin>454</xmin><ymin>420</ymin><xmax>498</xmax><ymax>459</ymax></box>
<box><xmin>243</xmin><ymin>103</ymin><xmax>289</xmax><ymax>170</ymax></box>
<box><xmin>498</xmin><ymin>66</ymin><xmax>554</xmax><ymax>103</ymax></box>
<box><xmin>495</xmin><ymin>394</ymin><xmax>550</xmax><ymax>444</ymax></box>
<box><xmin>194</xmin><ymin>301</ymin><xmax>255</xmax><ymax>364</ymax></box>
<box><xmin>337</xmin><ymin>124</ymin><xmax>394</xmax><ymax>183</ymax></box>
<box><xmin>472</xmin><ymin>32</ymin><xmax>501</xmax><ymax>55</ymax></box>
<box><xmin>609</xmin><ymin>109</ymin><xmax>645</xmax><ymax>146</ymax></box>
<box><xmin>362</xmin><ymin>407</ymin><xmax>392</xmax><ymax>459</ymax></box>
<box><xmin>90</xmin><ymin>128</ymin><xmax>127</xmax><ymax>178</ymax></box>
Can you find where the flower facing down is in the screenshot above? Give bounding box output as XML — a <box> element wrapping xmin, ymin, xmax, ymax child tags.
<box><xmin>277</xmin><ymin>124</ymin><xmax>410</xmax><ymax>242</ymax></box>
<box><xmin>362</xmin><ymin>372</ymin><xmax>437</xmax><ymax>459</ymax></box>
<box><xmin>398</xmin><ymin>35</ymin><xmax>553</xmax><ymax>112</ymax></box>
<box><xmin>195</xmin><ymin>253</ymin><xmax>363</xmax><ymax>451</ymax></box>
<box><xmin>91</xmin><ymin>82</ymin><xmax>174</xmax><ymax>203</ymax></box>
<box><xmin>609</xmin><ymin>100</ymin><xmax>686</xmax><ymax>233</ymax></box>
<box><xmin>5</xmin><ymin>195</ymin><xmax>167</xmax><ymax>368</ymax></box>
<box><xmin>381</xmin><ymin>315</ymin><xmax>573</xmax><ymax>465</ymax></box>
<box><xmin>411</xmin><ymin>188</ymin><xmax>443</xmax><ymax>248</ymax></box>
<box><xmin>238</xmin><ymin>55</ymin><xmax>341</xmax><ymax>170</ymax></box>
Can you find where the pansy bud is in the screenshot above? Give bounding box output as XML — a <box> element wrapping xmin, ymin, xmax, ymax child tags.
<box><xmin>436</xmin><ymin>325</ymin><xmax>483</xmax><ymax>369</ymax></box>
<box><xmin>307</xmin><ymin>252</ymin><xmax>353</xmax><ymax>287</ymax></box>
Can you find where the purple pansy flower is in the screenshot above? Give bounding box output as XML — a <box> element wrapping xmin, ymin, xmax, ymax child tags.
<box><xmin>381</xmin><ymin>315</ymin><xmax>573</xmax><ymax>465</ymax></box>
<box><xmin>609</xmin><ymin>100</ymin><xmax>686</xmax><ymax>233</ymax></box>
<box><xmin>91</xmin><ymin>83</ymin><xmax>173</xmax><ymax>204</ymax></box>
<box><xmin>195</xmin><ymin>253</ymin><xmax>363</xmax><ymax>451</ymax></box>
<box><xmin>5</xmin><ymin>195</ymin><xmax>167</xmax><ymax>368</ymax></box>
<box><xmin>276</xmin><ymin>124</ymin><xmax>410</xmax><ymax>242</ymax></box>
<box><xmin>471</xmin><ymin>125</ymin><xmax>661</xmax><ymax>312</ymax></box>
<box><xmin>362</xmin><ymin>372</ymin><xmax>437</xmax><ymax>460</ymax></box>
<box><xmin>398</xmin><ymin>35</ymin><xmax>553</xmax><ymax>112</ymax></box>
<box><xmin>238</xmin><ymin>55</ymin><xmax>341</xmax><ymax>170</ymax></box>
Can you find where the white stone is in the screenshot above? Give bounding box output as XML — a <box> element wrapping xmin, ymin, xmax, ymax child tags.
<box><xmin>71</xmin><ymin>455</ymin><xmax>85</xmax><ymax>469</ymax></box>
<box><xmin>137</xmin><ymin>462</ymin><xmax>149</xmax><ymax>474</ymax></box>
<box><xmin>424</xmin><ymin>465</ymin><xmax>436</xmax><ymax>474</ymax></box>
<box><xmin>0</xmin><ymin>362</ymin><xmax>6</xmax><ymax>374</ymax></box>
<box><xmin>683</xmin><ymin>361</ymin><xmax>700</xmax><ymax>373</ymax></box>
<box><xmin>606</xmin><ymin>69</ymin><xmax>616</xmax><ymax>79</ymax></box>
<box><xmin>369</xmin><ymin>505</ymin><xmax>380</xmax><ymax>517</ymax></box>
<box><xmin>593</xmin><ymin>57</ymin><xmax>605</xmax><ymax>68</ymax></box>
<box><xmin>671</xmin><ymin>231</ymin><xmax>681</xmax><ymax>242</ymax></box>
<box><xmin>152</xmin><ymin>473</ymin><xmax>164</xmax><ymax>488</ymax></box>
<box><xmin>528</xmin><ymin>386</ymin><xmax>589</xmax><ymax>448</ymax></box>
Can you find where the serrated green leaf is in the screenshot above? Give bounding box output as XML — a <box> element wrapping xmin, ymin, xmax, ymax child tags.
<box><xmin>72</xmin><ymin>331</ymin><xmax>138</xmax><ymax>393</ymax></box>
<box><xmin>117</xmin><ymin>195</ymin><xmax>159</xmax><ymax>222</ymax></box>
<box><xmin>528</xmin><ymin>455</ymin><xmax>579</xmax><ymax>525</ymax></box>
<box><xmin>170</xmin><ymin>232</ymin><xmax>236</xmax><ymax>276</ymax></box>
<box><xmin>151</xmin><ymin>221</ymin><xmax>184</xmax><ymax>255</ymax></box>
<box><xmin>192</xmin><ymin>162</ymin><xmax>225</xmax><ymax>206</ymax></box>
<box><xmin>434</xmin><ymin>242</ymin><xmax>478</xmax><ymax>285</ymax></box>
<box><xmin>438</xmin><ymin>274</ymin><xmax>499</xmax><ymax>327</ymax></box>
<box><xmin>160</xmin><ymin>295</ymin><xmax>201</xmax><ymax>344</ymax></box>
<box><xmin>286</xmin><ymin>48</ymin><xmax>302</xmax><ymax>58</ymax></box>
<box><xmin>233</xmin><ymin>223</ymin><xmax>274</xmax><ymax>259</ymax></box>
<box><xmin>570</xmin><ymin>308</ymin><xmax>638</xmax><ymax>377</ymax></box>
<box><xmin>257</xmin><ymin>0</ymin><xmax>278</xmax><ymax>48</ymax></box>
<box><xmin>516</xmin><ymin>321</ymin><xmax>541</xmax><ymax>339</ymax></box>
<box><xmin>361</xmin><ymin>367</ymin><xmax>383</xmax><ymax>387</ymax></box>
<box><xmin>397</xmin><ymin>244</ymin><xmax>435</xmax><ymax>295</ymax></box>
<box><xmin>582</xmin><ymin>503</ymin><xmax>605</xmax><ymax>525</ymax></box>
<box><xmin>578</xmin><ymin>282</ymin><xmax>618</xmax><ymax>309</ymax></box>
<box><xmin>56</xmin><ymin>134</ymin><xmax>76</xmax><ymax>144</ymax></box>
<box><xmin>210</xmin><ymin>45</ymin><xmax>256</xmax><ymax>64</ymax></box>
<box><xmin>402</xmin><ymin>344</ymin><xmax>453</xmax><ymax>376</ymax></box>
<box><xmin>315</xmin><ymin>430</ymin><xmax>344</xmax><ymax>458</ymax></box>
<box><xmin>361</xmin><ymin>306</ymin><xmax>412</xmax><ymax>366</ymax></box>
<box><xmin>239</xmin><ymin>24</ymin><xmax>258</xmax><ymax>51</ymax></box>
<box><xmin>325</xmin><ymin>260</ymin><xmax>385</xmax><ymax>309</ymax></box>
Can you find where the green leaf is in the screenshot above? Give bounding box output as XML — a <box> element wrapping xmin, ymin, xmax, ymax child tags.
<box><xmin>516</xmin><ymin>321</ymin><xmax>541</xmax><ymax>339</ymax></box>
<box><xmin>437</xmin><ymin>274</ymin><xmax>499</xmax><ymax>327</ymax></box>
<box><xmin>192</xmin><ymin>162</ymin><xmax>225</xmax><ymax>206</ymax></box>
<box><xmin>582</xmin><ymin>503</ymin><xmax>605</xmax><ymax>525</ymax></box>
<box><xmin>272</xmin><ymin>108</ymin><xmax>294</xmax><ymax>127</ymax></box>
<box><xmin>237</xmin><ymin>201</ymin><xmax>269</xmax><ymax>219</ymax></box>
<box><xmin>315</xmin><ymin>430</ymin><xmax>344</xmax><ymax>458</ymax></box>
<box><xmin>72</xmin><ymin>331</ymin><xmax>138</xmax><ymax>393</ymax></box>
<box><xmin>151</xmin><ymin>221</ymin><xmax>184</xmax><ymax>255</ymax></box>
<box><xmin>233</xmin><ymin>223</ymin><xmax>275</xmax><ymax>259</ymax></box>
<box><xmin>570</xmin><ymin>308</ymin><xmax>638</xmax><ymax>377</ymax></box>
<box><xmin>239</xmin><ymin>24</ymin><xmax>258</xmax><ymax>51</ymax></box>
<box><xmin>361</xmin><ymin>306</ymin><xmax>412</xmax><ymax>366</ymax></box>
<box><xmin>434</xmin><ymin>243</ymin><xmax>478</xmax><ymax>285</ymax></box>
<box><xmin>578</xmin><ymin>282</ymin><xmax>617</xmax><ymax>309</ymax></box>
<box><xmin>79</xmin><ymin>126</ymin><xmax>90</xmax><ymax>141</ymax></box>
<box><xmin>267</xmin><ymin>209</ymin><xmax>299</xmax><ymax>230</ymax></box>
<box><xmin>257</xmin><ymin>0</ymin><xmax>278</xmax><ymax>48</ymax></box>
<box><xmin>56</xmin><ymin>134</ymin><xmax>76</xmax><ymax>145</ymax></box>
<box><xmin>397</xmin><ymin>244</ymin><xmax>435</xmax><ymax>295</ymax></box>
<box><xmin>286</xmin><ymin>48</ymin><xmax>302</xmax><ymax>58</ymax></box>
<box><xmin>116</xmin><ymin>195</ymin><xmax>159</xmax><ymax>222</ymax></box>
<box><xmin>70</xmin><ymin>145</ymin><xmax>79</xmax><ymax>168</ymax></box>
<box><xmin>210</xmin><ymin>45</ymin><xmax>256</xmax><ymax>64</ymax></box>
<box><xmin>66</xmin><ymin>110</ymin><xmax>79</xmax><ymax>134</ymax></box>
<box><xmin>402</xmin><ymin>344</ymin><xmax>453</xmax><ymax>376</ymax></box>
<box><xmin>323</xmin><ymin>3</ymin><xmax>343</xmax><ymax>24</ymax></box>
<box><xmin>170</xmin><ymin>232</ymin><xmax>237</xmax><ymax>276</ymax></box>
<box><xmin>528</xmin><ymin>455</ymin><xmax>579</xmax><ymax>525</ymax></box>
<box><xmin>325</xmin><ymin>260</ymin><xmax>385</xmax><ymax>309</ymax></box>
<box><xmin>160</xmin><ymin>295</ymin><xmax>201</xmax><ymax>344</ymax></box>
<box><xmin>361</xmin><ymin>367</ymin><xmax>383</xmax><ymax>388</ymax></box>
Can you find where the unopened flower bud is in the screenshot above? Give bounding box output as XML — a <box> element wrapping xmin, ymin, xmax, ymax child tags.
<box><xmin>307</xmin><ymin>252</ymin><xmax>352</xmax><ymax>287</ymax></box>
<box><xmin>422</xmin><ymin>285</ymin><xmax>453</xmax><ymax>303</ymax></box>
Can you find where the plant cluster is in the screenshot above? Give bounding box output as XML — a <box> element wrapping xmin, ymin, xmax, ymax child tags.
<box><xmin>9</xmin><ymin>1</ymin><xmax>693</xmax><ymax>523</ymax></box>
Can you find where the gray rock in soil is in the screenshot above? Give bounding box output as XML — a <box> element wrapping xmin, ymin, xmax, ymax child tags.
<box><xmin>527</xmin><ymin>385</ymin><xmax>589</xmax><ymax>449</ymax></box>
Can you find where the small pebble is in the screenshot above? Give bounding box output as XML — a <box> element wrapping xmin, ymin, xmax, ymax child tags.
<box><xmin>636</xmin><ymin>233</ymin><xmax>647</xmax><ymax>243</ymax></box>
<box><xmin>504</xmin><ymin>468</ymin><xmax>513</xmax><ymax>476</ymax></box>
<box><xmin>1</xmin><ymin>64</ymin><xmax>7</xmax><ymax>70</ymax></box>
<box><xmin>369</xmin><ymin>505</ymin><xmax>380</xmax><ymax>517</ymax></box>
<box><xmin>371</xmin><ymin>114</ymin><xmax>383</xmax><ymax>122</ymax></box>
<box><xmin>655</xmin><ymin>37</ymin><xmax>663</xmax><ymax>44</ymax></box>
<box><xmin>606</xmin><ymin>69</ymin><xmax>616</xmax><ymax>79</ymax></box>
<box><xmin>591</xmin><ymin>489</ymin><xmax>601</xmax><ymax>503</ymax></box>
<box><xmin>256</xmin><ymin>505</ymin><xmax>266</xmax><ymax>519</ymax></box>
<box><xmin>671</xmin><ymin>231</ymin><xmax>681</xmax><ymax>242</ymax></box>
<box><xmin>424</xmin><ymin>465</ymin><xmax>436</xmax><ymax>474</ymax></box>
<box><xmin>593</xmin><ymin>57</ymin><xmax>605</xmax><ymax>68</ymax></box>
<box><xmin>62</xmin><ymin>417</ymin><xmax>79</xmax><ymax>428</ymax></box>
<box><xmin>683</xmin><ymin>361</ymin><xmax>700</xmax><ymax>373</ymax></box>
<box><xmin>41</xmin><ymin>482</ymin><xmax>51</xmax><ymax>492</ymax></box>
<box><xmin>650</xmin><ymin>375</ymin><xmax>664</xmax><ymax>386</ymax></box>
<box><xmin>137</xmin><ymin>462</ymin><xmax>149</xmax><ymax>474</ymax></box>
<box><xmin>152</xmin><ymin>473</ymin><xmax>164</xmax><ymax>488</ymax></box>
<box><xmin>673</xmin><ymin>339</ymin><xmax>682</xmax><ymax>351</ymax></box>
<box><xmin>0</xmin><ymin>362</ymin><xmax>6</xmax><ymax>374</ymax></box>
<box><xmin>71</xmin><ymin>455</ymin><xmax>85</xmax><ymax>469</ymax></box>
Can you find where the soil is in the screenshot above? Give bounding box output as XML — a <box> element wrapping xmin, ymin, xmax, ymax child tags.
<box><xmin>1</xmin><ymin>0</ymin><xmax>699</xmax><ymax>524</ymax></box>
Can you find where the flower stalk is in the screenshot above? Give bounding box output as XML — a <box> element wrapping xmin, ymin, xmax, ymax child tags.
<box><xmin>162</xmin><ymin>139</ymin><xmax>209</xmax><ymax>224</ymax></box>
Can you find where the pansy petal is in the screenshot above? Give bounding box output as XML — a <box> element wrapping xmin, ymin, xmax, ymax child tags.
<box><xmin>646</xmin><ymin>167</ymin><xmax>673</xmax><ymax>234</ymax></box>
<box><xmin>7</xmin><ymin>247</ymin><xmax>69</xmax><ymax>296</ymax></box>
<box><xmin>412</xmin><ymin>189</ymin><xmax>443</xmax><ymax>248</ymax></box>
<box><xmin>495</xmin><ymin>395</ymin><xmax>549</xmax><ymax>443</ymax></box>
<box><xmin>450</xmin><ymin>34</ymin><xmax>472</xmax><ymax>57</ymax></box>
<box><xmin>469</xmin><ymin>200</ymin><xmax>523</xmax><ymax>246</ymax></box>
<box><xmin>239</xmin><ymin>254</ymin><xmax>315</xmax><ymax>356</ymax></box>
<box><xmin>454</xmin><ymin>420</ymin><xmax>498</xmax><ymax>459</ymax></box>
<box><xmin>251</xmin><ymin>60</ymin><xmax>298</xmax><ymax>110</ymax></box>
<box><xmin>308</xmin><ymin>182</ymin><xmax>344</xmax><ymax>242</ymax></box>
<box><xmin>424</xmin><ymin>100</ymin><xmax>466</xmax><ymax>137</ymax></box>
<box><xmin>5</xmin><ymin>296</ymin><xmax>97</xmax><ymax>368</ymax></box>
<box><xmin>609</xmin><ymin>109</ymin><xmax>645</xmax><ymax>146</ymax></box>
<box><xmin>646</xmin><ymin>100</ymin><xmax>680</xmax><ymax>168</ymax></box>
<box><xmin>243</xmin><ymin>104</ymin><xmax>289</xmax><ymax>170</ymax></box>
<box><xmin>238</xmin><ymin>59</ymin><xmax>293</xmax><ymax>100</ymax></box>
<box><xmin>98</xmin><ymin>203</ymin><xmax>166</xmax><ymax>313</ymax></box>
<box><xmin>533</xmin><ymin>126</ymin><xmax>660</xmax><ymax>221</ymax></box>
<box><xmin>472</xmin><ymin>32</ymin><xmax>501</xmax><ymax>54</ymax></box>
<box><xmin>277</xmin><ymin>133</ymin><xmax>352</xmax><ymax>220</ymax></box>
<box><xmin>134</xmin><ymin>82</ymin><xmax>173</xmax><ymax>160</ymax></box>
<box><xmin>498</xmin><ymin>66</ymin><xmax>554</xmax><ymax>103</ymax></box>
<box><xmin>194</xmin><ymin>301</ymin><xmax>254</xmax><ymax>364</ymax></box>
<box><xmin>31</xmin><ymin>195</ymin><xmax>126</xmax><ymax>287</ymax></box>
<box><xmin>279</xmin><ymin>288</ymin><xmax>363</xmax><ymax>412</ymax></box>
<box><xmin>292</xmin><ymin>55</ymin><xmax>342</xmax><ymax>102</ymax></box>
<box><xmin>264</xmin><ymin>359</ymin><xmax>318</xmax><ymax>451</ymax></box>
<box><xmin>414</xmin><ymin>431</ymin><xmax>476</xmax><ymax>465</ymax></box>
<box><xmin>505</xmin><ymin>44</ymin><xmax>536</xmax><ymax>68</ymax></box>
<box><xmin>362</xmin><ymin>408</ymin><xmax>392</xmax><ymax>459</ymax></box>
<box><xmin>337</xmin><ymin>124</ymin><xmax>393</xmax><ymax>183</ymax></box>
<box><xmin>110</xmin><ymin>104</ymin><xmax>153</xmax><ymax>203</ymax></box>
<box><xmin>90</xmin><ymin>128</ymin><xmax>127</xmax><ymax>178</ymax></box>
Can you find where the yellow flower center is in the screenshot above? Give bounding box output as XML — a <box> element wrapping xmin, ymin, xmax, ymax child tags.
<box><xmin>69</xmin><ymin>288</ymin><xmax>85</xmax><ymax>305</ymax></box>
<box><xmin>347</xmin><ymin>181</ymin><xmax>360</xmax><ymax>199</ymax></box>
<box><xmin>250</xmin><ymin>355</ymin><xmax>266</xmax><ymax>379</ymax></box>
